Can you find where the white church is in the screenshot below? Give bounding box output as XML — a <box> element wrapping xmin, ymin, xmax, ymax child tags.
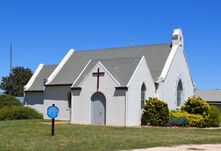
<box><xmin>24</xmin><ymin>29</ymin><xmax>194</xmax><ymax>126</ymax></box>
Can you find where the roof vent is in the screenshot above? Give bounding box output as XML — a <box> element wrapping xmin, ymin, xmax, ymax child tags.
<box><xmin>43</xmin><ymin>79</ymin><xmax>47</xmax><ymax>86</ymax></box>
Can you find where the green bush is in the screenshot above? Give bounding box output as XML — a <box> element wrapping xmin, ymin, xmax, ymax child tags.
<box><xmin>170</xmin><ymin>110</ymin><xmax>205</xmax><ymax>127</ymax></box>
<box><xmin>169</xmin><ymin>117</ymin><xmax>189</xmax><ymax>127</ymax></box>
<box><xmin>0</xmin><ymin>94</ymin><xmax>22</xmax><ymax>109</ymax></box>
<box><xmin>142</xmin><ymin>97</ymin><xmax>169</xmax><ymax>126</ymax></box>
<box><xmin>181</xmin><ymin>96</ymin><xmax>210</xmax><ymax>117</ymax></box>
<box><xmin>0</xmin><ymin>106</ymin><xmax>43</xmax><ymax>120</ymax></box>
<box><xmin>205</xmin><ymin>105</ymin><xmax>221</xmax><ymax>127</ymax></box>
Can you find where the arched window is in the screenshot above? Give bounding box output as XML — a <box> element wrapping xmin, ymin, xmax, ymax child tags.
<box><xmin>177</xmin><ymin>80</ymin><xmax>183</xmax><ymax>107</ymax></box>
<box><xmin>141</xmin><ymin>83</ymin><xmax>146</xmax><ymax>109</ymax></box>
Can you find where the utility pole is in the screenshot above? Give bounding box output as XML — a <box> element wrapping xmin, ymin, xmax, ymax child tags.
<box><xmin>10</xmin><ymin>43</ymin><xmax>12</xmax><ymax>71</ymax></box>
<box><xmin>9</xmin><ymin>43</ymin><xmax>13</xmax><ymax>95</ymax></box>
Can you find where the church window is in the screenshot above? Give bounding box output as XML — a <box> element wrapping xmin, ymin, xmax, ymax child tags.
<box><xmin>177</xmin><ymin>80</ymin><xmax>183</xmax><ymax>107</ymax></box>
<box><xmin>68</xmin><ymin>92</ymin><xmax>71</xmax><ymax>108</ymax></box>
<box><xmin>141</xmin><ymin>83</ymin><xmax>146</xmax><ymax>109</ymax></box>
<box><xmin>154</xmin><ymin>82</ymin><xmax>159</xmax><ymax>92</ymax></box>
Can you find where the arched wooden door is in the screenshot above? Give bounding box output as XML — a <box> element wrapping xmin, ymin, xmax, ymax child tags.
<box><xmin>91</xmin><ymin>92</ymin><xmax>106</xmax><ymax>125</ymax></box>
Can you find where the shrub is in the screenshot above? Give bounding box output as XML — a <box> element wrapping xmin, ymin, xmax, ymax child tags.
<box><xmin>0</xmin><ymin>106</ymin><xmax>19</xmax><ymax>120</ymax></box>
<box><xmin>0</xmin><ymin>106</ymin><xmax>43</xmax><ymax>120</ymax></box>
<box><xmin>170</xmin><ymin>110</ymin><xmax>205</xmax><ymax>127</ymax></box>
<box><xmin>0</xmin><ymin>94</ymin><xmax>22</xmax><ymax>109</ymax></box>
<box><xmin>142</xmin><ymin>97</ymin><xmax>169</xmax><ymax>126</ymax></box>
<box><xmin>205</xmin><ymin>105</ymin><xmax>221</xmax><ymax>127</ymax></box>
<box><xmin>169</xmin><ymin>117</ymin><xmax>189</xmax><ymax>127</ymax></box>
<box><xmin>181</xmin><ymin>96</ymin><xmax>210</xmax><ymax>117</ymax></box>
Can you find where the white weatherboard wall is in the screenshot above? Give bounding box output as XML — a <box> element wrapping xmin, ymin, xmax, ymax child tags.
<box><xmin>127</xmin><ymin>57</ymin><xmax>155</xmax><ymax>126</ymax></box>
<box><xmin>44</xmin><ymin>86</ymin><xmax>71</xmax><ymax>120</ymax></box>
<box><xmin>156</xmin><ymin>47</ymin><xmax>194</xmax><ymax>109</ymax></box>
<box><xmin>72</xmin><ymin>63</ymin><xmax>126</xmax><ymax>126</ymax></box>
<box><xmin>24</xmin><ymin>91</ymin><xmax>44</xmax><ymax>114</ymax></box>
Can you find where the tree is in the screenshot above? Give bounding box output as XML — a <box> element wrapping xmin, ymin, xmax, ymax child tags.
<box><xmin>0</xmin><ymin>66</ymin><xmax>32</xmax><ymax>96</ymax></box>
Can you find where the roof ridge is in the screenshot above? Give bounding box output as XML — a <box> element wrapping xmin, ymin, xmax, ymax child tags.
<box><xmin>75</xmin><ymin>43</ymin><xmax>170</xmax><ymax>53</ymax></box>
<box><xmin>43</xmin><ymin>64</ymin><xmax>58</xmax><ymax>67</ymax></box>
<box><xmin>90</xmin><ymin>56</ymin><xmax>143</xmax><ymax>62</ymax></box>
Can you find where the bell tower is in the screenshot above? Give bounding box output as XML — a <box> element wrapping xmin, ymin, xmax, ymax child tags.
<box><xmin>172</xmin><ymin>29</ymin><xmax>184</xmax><ymax>48</ymax></box>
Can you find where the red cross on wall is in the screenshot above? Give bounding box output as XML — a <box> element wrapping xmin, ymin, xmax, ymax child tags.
<box><xmin>92</xmin><ymin>68</ymin><xmax>105</xmax><ymax>91</ymax></box>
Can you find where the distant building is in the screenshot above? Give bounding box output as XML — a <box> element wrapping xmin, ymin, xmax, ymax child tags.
<box><xmin>15</xmin><ymin>96</ymin><xmax>24</xmax><ymax>104</ymax></box>
<box><xmin>195</xmin><ymin>90</ymin><xmax>221</xmax><ymax>109</ymax></box>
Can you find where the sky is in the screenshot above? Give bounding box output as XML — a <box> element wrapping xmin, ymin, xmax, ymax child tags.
<box><xmin>0</xmin><ymin>0</ymin><xmax>221</xmax><ymax>90</ymax></box>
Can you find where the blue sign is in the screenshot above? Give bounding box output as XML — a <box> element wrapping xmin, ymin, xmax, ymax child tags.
<box><xmin>47</xmin><ymin>105</ymin><xmax>59</xmax><ymax>119</ymax></box>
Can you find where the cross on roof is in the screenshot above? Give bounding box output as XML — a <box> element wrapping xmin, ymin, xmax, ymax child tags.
<box><xmin>92</xmin><ymin>68</ymin><xmax>105</xmax><ymax>91</ymax></box>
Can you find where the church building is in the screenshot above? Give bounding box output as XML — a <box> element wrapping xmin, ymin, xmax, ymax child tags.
<box><xmin>24</xmin><ymin>29</ymin><xmax>194</xmax><ymax>126</ymax></box>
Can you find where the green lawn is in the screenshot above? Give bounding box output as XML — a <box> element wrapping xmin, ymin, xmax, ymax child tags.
<box><xmin>0</xmin><ymin>120</ymin><xmax>221</xmax><ymax>151</ymax></box>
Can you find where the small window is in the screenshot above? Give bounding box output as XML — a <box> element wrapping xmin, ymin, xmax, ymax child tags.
<box><xmin>141</xmin><ymin>83</ymin><xmax>146</xmax><ymax>109</ymax></box>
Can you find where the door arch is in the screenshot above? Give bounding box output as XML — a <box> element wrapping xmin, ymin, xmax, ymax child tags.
<box><xmin>91</xmin><ymin>92</ymin><xmax>106</xmax><ymax>125</ymax></box>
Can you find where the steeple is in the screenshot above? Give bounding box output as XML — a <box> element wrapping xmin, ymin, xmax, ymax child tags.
<box><xmin>172</xmin><ymin>29</ymin><xmax>184</xmax><ymax>48</ymax></box>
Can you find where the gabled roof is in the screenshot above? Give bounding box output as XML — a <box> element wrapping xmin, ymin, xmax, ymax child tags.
<box><xmin>195</xmin><ymin>90</ymin><xmax>221</xmax><ymax>102</ymax></box>
<box><xmin>25</xmin><ymin>64</ymin><xmax>57</xmax><ymax>92</ymax></box>
<box><xmin>72</xmin><ymin>57</ymin><xmax>142</xmax><ymax>87</ymax></box>
<box><xmin>47</xmin><ymin>43</ymin><xmax>171</xmax><ymax>85</ymax></box>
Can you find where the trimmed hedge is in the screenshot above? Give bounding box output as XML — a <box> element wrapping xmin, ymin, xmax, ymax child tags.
<box><xmin>0</xmin><ymin>94</ymin><xmax>22</xmax><ymax>109</ymax></box>
<box><xmin>142</xmin><ymin>98</ymin><xmax>169</xmax><ymax>126</ymax></box>
<box><xmin>0</xmin><ymin>106</ymin><xmax>43</xmax><ymax>120</ymax></box>
<box><xmin>170</xmin><ymin>110</ymin><xmax>205</xmax><ymax>127</ymax></box>
<box><xmin>169</xmin><ymin>117</ymin><xmax>188</xmax><ymax>127</ymax></box>
<box><xmin>181</xmin><ymin>96</ymin><xmax>210</xmax><ymax>117</ymax></box>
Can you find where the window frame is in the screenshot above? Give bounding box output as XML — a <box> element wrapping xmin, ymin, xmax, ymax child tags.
<box><xmin>177</xmin><ymin>80</ymin><xmax>183</xmax><ymax>107</ymax></box>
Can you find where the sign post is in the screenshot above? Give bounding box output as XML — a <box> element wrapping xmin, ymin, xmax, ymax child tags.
<box><xmin>52</xmin><ymin>117</ymin><xmax>55</xmax><ymax>136</ymax></box>
<box><xmin>47</xmin><ymin>104</ymin><xmax>59</xmax><ymax>136</ymax></box>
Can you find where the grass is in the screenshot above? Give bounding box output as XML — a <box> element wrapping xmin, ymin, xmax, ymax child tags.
<box><xmin>0</xmin><ymin>120</ymin><xmax>221</xmax><ymax>151</ymax></box>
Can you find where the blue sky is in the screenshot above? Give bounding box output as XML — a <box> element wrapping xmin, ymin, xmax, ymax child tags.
<box><xmin>0</xmin><ymin>0</ymin><xmax>221</xmax><ymax>90</ymax></box>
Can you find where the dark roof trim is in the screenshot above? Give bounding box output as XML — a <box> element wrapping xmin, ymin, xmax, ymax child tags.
<box><xmin>115</xmin><ymin>87</ymin><xmax>128</xmax><ymax>90</ymax></box>
<box><xmin>24</xmin><ymin>90</ymin><xmax>44</xmax><ymax>92</ymax></box>
<box><xmin>206</xmin><ymin>101</ymin><xmax>221</xmax><ymax>103</ymax></box>
<box><xmin>46</xmin><ymin>84</ymin><xmax>72</xmax><ymax>86</ymax></box>
<box><xmin>71</xmin><ymin>87</ymin><xmax>82</xmax><ymax>90</ymax></box>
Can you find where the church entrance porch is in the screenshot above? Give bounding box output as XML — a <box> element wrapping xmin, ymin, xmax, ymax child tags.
<box><xmin>91</xmin><ymin>92</ymin><xmax>106</xmax><ymax>125</ymax></box>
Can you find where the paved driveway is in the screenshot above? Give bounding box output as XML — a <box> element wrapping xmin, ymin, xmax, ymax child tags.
<box><xmin>129</xmin><ymin>144</ymin><xmax>221</xmax><ymax>151</ymax></box>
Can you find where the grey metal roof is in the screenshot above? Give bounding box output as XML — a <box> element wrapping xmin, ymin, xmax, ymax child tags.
<box><xmin>73</xmin><ymin>57</ymin><xmax>142</xmax><ymax>87</ymax></box>
<box><xmin>25</xmin><ymin>65</ymin><xmax>57</xmax><ymax>91</ymax></box>
<box><xmin>48</xmin><ymin>43</ymin><xmax>171</xmax><ymax>85</ymax></box>
<box><xmin>195</xmin><ymin>90</ymin><xmax>221</xmax><ymax>102</ymax></box>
